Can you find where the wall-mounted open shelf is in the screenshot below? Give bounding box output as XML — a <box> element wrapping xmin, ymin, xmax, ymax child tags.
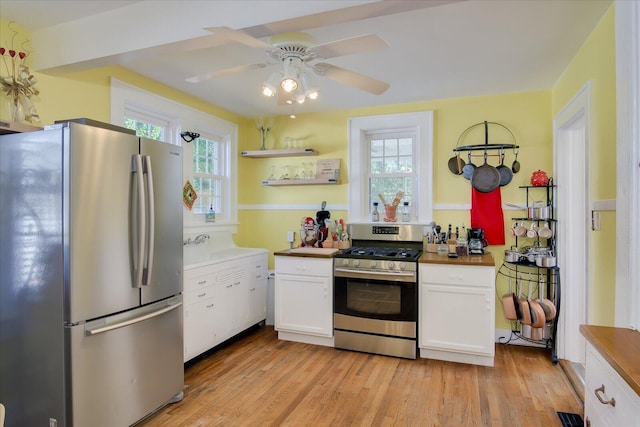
<box><xmin>262</xmin><ymin>178</ymin><xmax>340</xmax><ymax>186</ymax></box>
<box><xmin>0</xmin><ymin>120</ymin><xmax>43</xmax><ymax>135</ymax></box>
<box><xmin>241</xmin><ymin>148</ymin><xmax>319</xmax><ymax>158</ymax></box>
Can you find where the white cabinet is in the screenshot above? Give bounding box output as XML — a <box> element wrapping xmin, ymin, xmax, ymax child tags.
<box><xmin>584</xmin><ymin>342</ymin><xmax>640</xmax><ymax>426</ymax></box>
<box><xmin>183</xmin><ymin>270</ymin><xmax>219</xmax><ymax>361</ymax></box>
<box><xmin>419</xmin><ymin>263</ymin><xmax>495</xmax><ymax>366</ymax></box>
<box><xmin>183</xmin><ymin>251</ymin><xmax>268</xmax><ymax>362</ymax></box>
<box><xmin>274</xmin><ymin>256</ymin><xmax>334</xmax><ymax>346</ymax></box>
<box><xmin>248</xmin><ymin>254</ymin><xmax>268</xmax><ymax>326</ymax></box>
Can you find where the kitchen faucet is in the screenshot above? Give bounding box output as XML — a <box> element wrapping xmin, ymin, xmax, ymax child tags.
<box><xmin>183</xmin><ymin>233</ymin><xmax>210</xmax><ymax>246</ymax></box>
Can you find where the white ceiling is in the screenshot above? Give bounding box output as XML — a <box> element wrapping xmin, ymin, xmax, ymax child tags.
<box><xmin>1</xmin><ymin>0</ymin><xmax>612</xmax><ymax>119</ymax></box>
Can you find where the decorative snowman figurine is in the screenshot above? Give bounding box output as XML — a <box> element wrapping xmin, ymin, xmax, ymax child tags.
<box><xmin>300</xmin><ymin>217</ymin><xmax>318</xmax><ymax>247</ymax></box>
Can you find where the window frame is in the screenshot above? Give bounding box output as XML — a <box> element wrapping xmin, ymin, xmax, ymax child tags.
<box><xmin>110</xmin><ymin>78</ymin><xmax>238</xmax><ymax>229</ymax></box>
<box><xmin>348</xmin><ymin>111</ymin><xmax>434</xmax><ymax>223</ymax></box>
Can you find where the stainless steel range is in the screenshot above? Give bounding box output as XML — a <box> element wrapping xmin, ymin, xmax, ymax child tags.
<box><xmin>333</xmin><ymin>223</ymin><xmax>424</xmax><ymax>359</ymax></box>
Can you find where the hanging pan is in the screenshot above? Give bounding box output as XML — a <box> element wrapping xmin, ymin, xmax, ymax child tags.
<box><xmin>471</xmin><ymin>152</ymin><xmax>501</xmax><ymax>192</ymax></box>
<box><xmin>448</xmin><ymin>152</ymin><xmax>465</xmax><ymax>175</ymax></box>
<box><xmin>462</xmin><ymin>152</ymin><xmax>476</xmax><ymax>180</ymax></box>
<box><xmin>511</xmin><ymin>148</ymin><xmax>521</xmax><ymax>173</ymax></box>
<box><xmin>496</xmin><ymin>151</ymin><xmax>514</xmax><ymax>186</ymax></box>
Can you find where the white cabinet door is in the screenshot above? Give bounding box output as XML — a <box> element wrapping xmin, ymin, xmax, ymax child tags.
<box><xmin>418</xmin><ymin>263</ymin><xmax>495</xmax><ymax>366</ymax></box>
<box><xmin>247</xmin><ymin>254</ymin><xmax>268</xmax><ymax>326</ymax></box>
<box><xmin>275</xmin><ymin>265</ymin><xmax>332</xmax><ymax>338</ymax></box>
<box><xmin>184</xmin><ymin>295</ymin><xmax>217</xmax><ymax>361</ymax></box>
<box><xmin>420</xmin><ymin>283</ymin><xmax>494</xmax><ymax>355</ymax></box>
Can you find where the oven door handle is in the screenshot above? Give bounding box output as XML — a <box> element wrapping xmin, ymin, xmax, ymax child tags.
<box><xmin>334</xmin><ymin>268</ymin><xmax>416</xmax><ymax>281</ymax></box>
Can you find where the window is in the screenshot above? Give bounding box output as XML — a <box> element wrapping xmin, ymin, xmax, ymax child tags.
<box><xmin>191</xmin><ymin>134</ymin><xmax>225</xmax><ymax>214</ymax></box>
<box><xmin>368</xmin><ymin>132</ymin><xmax>416</xmax><ymax>209</ymax></box>
<box><xmin>124</xmin><ymin>117</ymin><xmax>164</xmax><ymax>141</ymax></box>
<box><xmin>111</xmin><ymin>78</ymin><xmax>238</xmax><ymax>228</ymax></box>
<box><xmin>348</xmin><ymin>111</ymin><xmax>433</xmax><ymax>223</ymax></box>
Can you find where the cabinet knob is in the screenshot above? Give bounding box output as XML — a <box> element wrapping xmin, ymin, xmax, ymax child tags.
<box><xmin>594</xmin><ymin>384</ymin><xmax>616</xmax><ymax>407</ymax></box>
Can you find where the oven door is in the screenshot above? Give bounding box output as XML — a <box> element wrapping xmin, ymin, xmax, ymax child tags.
<box><xmin>334</xmin><ymin>271</ymin><xmax>416</xmax><ymax>323</ymax></box>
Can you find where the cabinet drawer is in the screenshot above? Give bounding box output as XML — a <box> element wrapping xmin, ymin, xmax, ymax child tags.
<box><xmin>184</xmin><ymin>273</ymin><xmax>215</xmax><ymax>292</ymax></box>
<box><xmin>585</xmin><ymin>344</ymin><xmax>640</xmax><ymax>426</ymax></box>
<box><xmin>184</xmin><ymin>286</ymin><xmax>216</xmax><ymax>304</ymax></box>
<box><xmin>275</xmin><ymin>256</ymin><xmax>332</xmax><ymax>276</ymax></box>
<box><xmin>420</xmin><ymin>264</ymin><xmax>494</xmax><ymax>288</ymax></box>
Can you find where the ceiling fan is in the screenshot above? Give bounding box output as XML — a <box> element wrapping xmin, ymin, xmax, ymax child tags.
<box><xmin>186</xmin><ymin>27</ymin><xmax>391</xmax><ymax>105</ymax></box>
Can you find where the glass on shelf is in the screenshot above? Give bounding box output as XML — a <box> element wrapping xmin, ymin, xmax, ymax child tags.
<box><xmin>267</xmin><ymin>165</ymin><xmax>276</xmax><ymax>180</ymax></box>
<box><xmin>279</xmin><ymin>165</ymin><xmax>290</xmax><ymax>180</ymax></box>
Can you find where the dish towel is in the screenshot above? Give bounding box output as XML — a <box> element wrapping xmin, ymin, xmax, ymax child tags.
<box><xmin>470</xmin><ymin>187</ymin><xmax>505</xmax><ymax>245</ymax></box>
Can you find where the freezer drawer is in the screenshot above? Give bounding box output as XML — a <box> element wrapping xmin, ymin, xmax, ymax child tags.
<box><xmin>66</xmin><ymin>296</ymin><xmax>184</xmax><ymax>427</ymax></box>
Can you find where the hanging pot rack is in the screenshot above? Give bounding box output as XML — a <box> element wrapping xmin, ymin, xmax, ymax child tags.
<box><xmin>453</xmin><ymin>121</ymin><xmax>519</xmax><ymax>153</ymax></box>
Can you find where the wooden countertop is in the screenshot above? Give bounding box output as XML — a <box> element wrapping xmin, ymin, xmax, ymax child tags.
<box><xmin>580</xmin><ymin>325</ymin><xmax>640</xmax><ymax>397</ymax></box>
<box><xmin>419</xmin><ymin>251</ymin><xmax>495</xmax><ymax>267</ymax></box>
<box><xmin>274</xmin><ymin>248</ymin><xmax>340</xmax><ymax>258</ymax></box>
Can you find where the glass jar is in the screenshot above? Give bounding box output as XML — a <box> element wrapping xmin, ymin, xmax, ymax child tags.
<box><xmin>401</xmin><ymin>202</ymin><xmax>410</xmax><ymax>222</ymax></box>
<box><xmin>372</xmin><ymin>202</ymin><xmax>380</xmax><ymax>222</ymax></box>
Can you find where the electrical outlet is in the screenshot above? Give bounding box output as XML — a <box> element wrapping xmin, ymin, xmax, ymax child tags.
<box><xmin>592</xmin><ymin>211</ymin><xmax>601</xmax><ymax>231</ymax></box>
<box><xmin>287</xmin><ymin>231</ymin><xmax>295</xmax><ymax>243</ymax></box>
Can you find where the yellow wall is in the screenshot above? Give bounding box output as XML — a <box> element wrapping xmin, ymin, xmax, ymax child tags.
<box><xmin>2</xmin><ymin>6</ymin><xmax>616</xmax><ymax>329</ymax></box>
<box><xmin>551</xmin><ymin>5</ymin><xmax>617</xmax><ymax>325</ymax></box>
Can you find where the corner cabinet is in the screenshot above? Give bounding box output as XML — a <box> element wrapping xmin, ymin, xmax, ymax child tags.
<box><xmin>498</xmin><ymin>182</ymin><xmax>560</xmax><ymax>363</ymax></box>
<box><xmin>274</xmin><ymin>255</ymin><xmax>334</xmax><ymax>347</ymax></box>
<box><xmin>418</xmin><ymin>261</ymin><xmax>496</xmax><ymax>367</ymax></box>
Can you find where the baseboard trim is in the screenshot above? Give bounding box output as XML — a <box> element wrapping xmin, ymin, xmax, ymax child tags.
<box><xmin>559</xmin><ymin>359</ymin><xmax>585</xmax><ymax>403</ymax></box>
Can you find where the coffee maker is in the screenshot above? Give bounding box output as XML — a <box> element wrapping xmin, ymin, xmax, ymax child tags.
<box><xmin>467</xmin><ymin>228</ymin><xmax>488</xmax><ymax>255</ymax></box>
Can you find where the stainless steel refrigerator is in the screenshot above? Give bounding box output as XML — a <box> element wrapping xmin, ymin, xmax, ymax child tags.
<box><xmin>0</xmin><ymin>120</ymin><xmax>184</xmax><ymax>427</ymax></box>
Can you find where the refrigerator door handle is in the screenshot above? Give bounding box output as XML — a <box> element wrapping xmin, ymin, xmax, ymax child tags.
<box><xmin>84</xmin><ymin>301</ymin><xmax>182</xmax><ymax>336</ymax></box>
<box><xmin>133</xmin><ymin>154</ymin><xmax>146</xmax><ymax>288</ymax></box>
<box><xmin>143</xmin><ymin>155</ymin><xmax>155</xmax><ymax>286</ymax></box>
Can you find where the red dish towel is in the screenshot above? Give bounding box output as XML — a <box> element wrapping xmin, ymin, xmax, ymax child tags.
<box><xmin>471</xmin><ymin>187</ymin><xmax>505</xmax><ymax>246</ymax></box>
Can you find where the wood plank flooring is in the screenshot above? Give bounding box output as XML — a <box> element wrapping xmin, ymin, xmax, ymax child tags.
<box><xmin>138</xmin><ymin>326</ymin><xmax>582</xmax><ymax>427</ymax></box>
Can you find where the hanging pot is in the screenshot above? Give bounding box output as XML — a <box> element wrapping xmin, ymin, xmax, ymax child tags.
<box><xmin>511</xmin><ymin>149</ymin><xmax>521</xmax><ymax>173</ymax></box>
<box><xmin>471</xmin><ymin>152</ymin><xmax>501</xmax><ymax>193</ymax></box>
<box><xmin>448</xmin><ymin>152</ymin><xmax>465</xmax><ymax>175</ymax></box>
<box><xmin>496</xmin><ymin>151</ymin><xmax>513</xmax><ymax>186</ymax></box>
<box><xmin>462</xmin><ymin>152</ymin><xmax>476</xmax><ymax>180</ymax></box>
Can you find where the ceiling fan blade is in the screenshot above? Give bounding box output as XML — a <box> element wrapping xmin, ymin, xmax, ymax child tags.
<box><xmin>204</xmin><ymin>26</ymin><xmax>273</xmax><ymax>49</ymax></box>
<box><xmin>309</xmin><ymin>34</ymin><xmax>388</xmax><ymax>60</ymax></box>
<box><xmin>186</xmin><ymin>62</ymin><xmax>269</xmax><ymax>83</ymax></box>
<box><xmin>313</xmin><ymin>63</ymin><xmax>389</xmax><ymax>95</ymax></box>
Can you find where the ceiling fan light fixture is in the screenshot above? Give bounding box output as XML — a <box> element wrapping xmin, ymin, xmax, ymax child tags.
<box><xmin>261</xmin><ymin>73</ymin><xmax>280</xmax><ymax>97</ymax></box>
<box><xmin>305</xmin><ymin>89</ymin><xmax>319</xmax><ymax>100</ymax></box>
<box><xmin>280</xmin><ymin>57</ymin><xmax>300</xmax><ymax>93</ymax></box>
<box><xmin>281</xmin><ymin>77</ymin><xmax>298</xmax><ymax>93</ymax></box>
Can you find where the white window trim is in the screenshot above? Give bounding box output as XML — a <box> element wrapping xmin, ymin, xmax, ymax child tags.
<box><xmin>110</xmin><ymin>78</ymin><xmax>238</xmax><ymax>230</ymax></box>
<box><xmin>348</xmin><ymin>111</ymin><xmax>434</xmax><ymax>223</ymax></box>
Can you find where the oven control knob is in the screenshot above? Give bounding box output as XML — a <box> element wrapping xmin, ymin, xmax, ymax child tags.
<box><xmin>399</xmin><ymin>262</ymin><xmax>406</xmax><ymax>270</ymax></box>
<box><xmin>342</xmin><ymin>259</ymin><xmax>350</xmax><ymax>266</ymax></box>
<box><xmin>370</xmin><ymin>261</ymin><xmax>377</xmax><ymax>268</ymax></box>
<box><xmin>353</xmin><ymin>260</ymin><xmax>360</xmax><ymax>267</ymax></box>
<box><xmin>388</xmin><ymin>261</ymin><xmax>395</xmax><ymax>269</ymax></box>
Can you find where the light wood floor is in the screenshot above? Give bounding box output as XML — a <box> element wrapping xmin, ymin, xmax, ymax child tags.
<box><xmin>138</xmin><ymin>326</ymin><xmax>582</xmax><ymax>427</ymax></box>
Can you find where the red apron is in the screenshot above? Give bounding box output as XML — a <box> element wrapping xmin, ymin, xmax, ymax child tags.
<box><xmin>470</xmin><ymin>187</ymin><xmax>505</xmax><ymax>245</ymax></box>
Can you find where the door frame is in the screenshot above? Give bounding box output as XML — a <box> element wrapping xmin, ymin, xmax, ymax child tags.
<box><xmin>553</xmin><ymin>82</ymin><xmax>591</xmax><ymax>363</ymax></box>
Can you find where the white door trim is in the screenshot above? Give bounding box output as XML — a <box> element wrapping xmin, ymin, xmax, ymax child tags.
<box><xmin>615</xmin><ymin>0</ymin><xmax>640</xmax><ymax>331</ymax></box>
<box><xmin>553</xmin><ymin>82</ymin><xmax>591</xmax><ymax>363</ymax></box>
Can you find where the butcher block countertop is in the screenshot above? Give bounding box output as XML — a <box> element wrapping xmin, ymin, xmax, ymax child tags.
<box><xmin>580</xmin><ymin>324</ymin><xmax>640</xmax><ymax>397</ymax></box>
<box><xmin>274</xmin><ymin>247</ymin><xmax>340</xmax><ymax>258</ymax></box>
<box><xmin>419</xmin><ymin>251</ymin><xmax>495</xmax><ymax>267</ymax></box>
